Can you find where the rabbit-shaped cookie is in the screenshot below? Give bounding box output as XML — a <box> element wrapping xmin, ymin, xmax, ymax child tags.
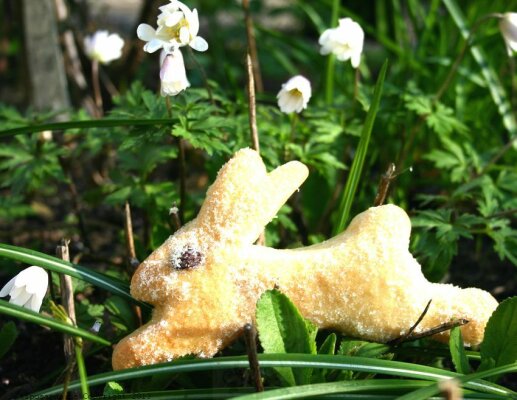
<box><xmin>112</xmin><ymin>148</ymin><xmax>498</xmax><ymax>370</ymax></box>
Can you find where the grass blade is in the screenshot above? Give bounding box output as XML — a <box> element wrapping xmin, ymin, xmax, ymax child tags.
<box><xmin>333</xmin><ymin>60</ymin><xmax>388</xmax><ymax>234</ymax></box>
<box><xmin>397</xmin><ymin>362</ymin><xmax>517</xmax><ymax>400</ymax></box>
<box><xmin>234</xmin><ymin>379</ymin><xmax>430</xmax><ymax>399</ymax></box>
<box><xmin>0</xmin><ymin>118</ymin><xmax>174</xmax><ymax>138</ymax></box>
<box><xmin>0</xmin><ymin>300</ymin><xmax>111</xmax><ymax>346</ymax></box>
<box><xmin>442</xmin><ymin>0</ymin><xmax>517</xmax><ymax>146</ymax></box>
<box><xmin>31</xmin><ymin>353</ymin><xmax>514</xmax><ymax>398</ymax></box>
<box><xmin>0</xmin><ymin>243</ymin><xmax>150</xmax><ymax>310</ymax></box>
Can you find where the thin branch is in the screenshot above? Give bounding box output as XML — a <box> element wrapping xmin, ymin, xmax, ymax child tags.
<box><xmin>56</xmin><ymin>239</ymin><xmax>77</xmax><ymax>400</ymax></box>
<box><xmin>388</xmin><ymin>299</ymin><xmax>432</xmax><ymax>346</ymax></box>
<box><xmin>403</xmin><ymin>319</ymin><xmax>470</xmax><ymax>342</ymax></box>
<box><xmin>124</xmin><ymin>202</ymin><xmax>139</xmax><ymax>270</ymax></box>
<box><xmin>243</xmin><ymin>323</ymin><xmax>264</xmax><ymax>392</ymax></box>
<box><xmin>242</xmin><ymin>0</ymin><xmax>263</xmax><ymax>93</ymax></box>
<box><xmin>246</xmin><ymin>53</ymin><xmax>260</xmax><ymax>152</ymax></box>
<box><xmin>246</xmin><ymin>53</ymin><xmax>264</xmax><ymax>245</ymax></box>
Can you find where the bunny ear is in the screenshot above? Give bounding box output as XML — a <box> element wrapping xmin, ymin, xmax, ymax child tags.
<box><xmin>195</xmin><ymin>148</ymin><xmax>308</xmax><ymax>245</ymax></box>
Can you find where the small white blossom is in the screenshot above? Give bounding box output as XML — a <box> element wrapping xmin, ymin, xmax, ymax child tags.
<box><xmin>160</xmin><ymin>49</ymin><xmax>190</xmax><ymax>96</ymax></box>
<box><xmin>319</xmin><ymin>18</ymin><xmax>364</xmax><ymax>68</ymax></box>
<box><xmin>0</xmin><ymin>266</ymin><xmax>48</xmax><ymax>312</ymax></box>
<box><xmin>277</xmin><ymin>75</ymin><xmax>312</xmax><ymax>114</ymax></box>
<box><xmin>499</xmin><ymin>12</ymin><xmax>517</xmax><ymax>56</ymax></box>
<box><xmin>137</xmin><ymin>0</ymin><xmax>208</xmax><ymax>54</ymax></box>
<box><xmin>84</xmin><ymin>30</ymin><xmax>124</xmax><ymax>64</ymax></box>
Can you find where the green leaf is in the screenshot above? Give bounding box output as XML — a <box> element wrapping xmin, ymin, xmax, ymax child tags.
<box><xmin>0</xmin><ymin>118</ymin><xmax>175</xmax><ymax>138</ymax></box>
<box><xmin>479</xmin><ymin>297</ymin><xmax>517</xmax><ymax>372</ymax></box>
<box><xmin>0</xmin><ymin>300</ymin><xmax>111</xmax><ymax>346</ymax></box>
<box><xmin>0</xmin><ymin>243</ymin><xmax>150</xmax><ymax>310</ymax></box>
<box><xmin>103</xmin><ymin>381</ymin><xmax>124</xmax><ymax>396</ymax></box>
<box><xmin>0</xmin><ymin>321</ymin><xmax>18</xmax><ymax>359</ymax></box>
<box><xmin>256</xmin><ymin>289</ymin><xmax>318</xmax><ymax>386</ymax></box>
<box><xmin>333</xmin><ymin>60</ymin><xmax>388</xmax><ymax>234</ymax></box>
<box><xmin>449</xmin><ymin>326</ymin><xmax>471</xmax><ymax>374</ymax></box>
<box><xmin>31</xmin><ymin>354</ymin><xmax>515</xmax><ymax>398</ymax></box>
<box><xmin>311</xmin><ymin>333</ymin><xmax>337</xmax><ymax>383</ymax></box>
<box><xmin>443</xmin><ymin>0</ymin><xmax>517</xmax><ymax>146</ymax></box>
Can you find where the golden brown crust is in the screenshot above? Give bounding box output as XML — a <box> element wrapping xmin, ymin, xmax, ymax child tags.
<box><xmin>112</xmin><ymin>148</ymin><xmax>498</xmax><ymax>370</ymax></box>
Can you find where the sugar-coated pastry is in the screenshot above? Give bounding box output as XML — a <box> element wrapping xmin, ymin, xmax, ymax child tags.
<box><xmin>112</xmin><ymin>148</ymin><xmax>498</xmax><ymax>370</ymax></box>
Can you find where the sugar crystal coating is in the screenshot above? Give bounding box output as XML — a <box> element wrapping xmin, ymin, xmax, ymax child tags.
<box><xmin>112</xmin><ymin>148</ymin><xmax>498</xmax><ymax>370</ymax></box>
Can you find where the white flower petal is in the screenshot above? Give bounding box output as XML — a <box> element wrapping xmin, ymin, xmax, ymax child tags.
<box><xmin>29</xmin><ymin>293</ymin><xmax>44</xmax><ymax>313</ymax></box>
<box><xmin>0</xmin><ymin>276</ymin><xmax>15</xmax><ymax>297</ymax></box>
<box><xmin>0</xmin><ymin>266</ymin><xmax>48</xmax><ymax>312</ymax></box>
<box><xmin>187</xmin><ymin>9</ymin><xmax>200</xmax><ymax>37</ymax></box>
<box><xmin>160</xmin><ymin>50</ymin><xmax>190</xmax><ymax>96</ymax></box>
<box><xmin>179</xmin><ymin>26</ymin><xmax>190</xmax><ymax>45</ymax></box>
<box><xmin>277</xmin><ymin>75</ymin><xmax>311</xmax><ymax>114</ymax></box>
<box><xmin>24</xmin><ymin>267</ymin><xmax>48</xmax><ymax>294</ymax></box>
<box><xmin>190</xmin><ymin>36</ymin><xmax>208</xmax><ymax>52</ymax></box>
<box><xmin>10</xmin><ymin>285</ymin><xmax>23</xmax><ymax>299</ymax></box>
<box><xmin>500</xmin><ymin>12</ymin><xmax>517</xmax><ymax>56</ymax></box>
<box><xmin>137</xmin><ymin>24</ymin><xmax>157</xmax><ymax>41</ymax></box>
<box><xmin>164</xmin><ymin>11</ymin><xmax>184</xmax><ymax>27</ymax></box>
<box><xmin>319</xmin><ymin>17</ymin><xmax>364</xmax><ymax>67</ymax></box>
<box><xmin>10</xmin><ymin>290</ymin><xmax>32</xmax><ymax>307</ymax></box>
<box><xmin>84</xmin><ymin>30</ymin><xmax>125</xmax><ymax>64</ymax></box>
<box><xmin>144</xmin><ymin>38</ymin><xmax>165</xmax><ymax>53</ymax></box>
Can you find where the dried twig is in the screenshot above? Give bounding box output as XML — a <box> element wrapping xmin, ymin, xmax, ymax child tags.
<box><xmin>438</xmin><ymin>379</ymin><xmax>462</xmax><ymax>400</ymax></box>
<box><xmin>124</xmin><ymin>201</ymin><xmax>139</xmax><ymax>270</ymax></box>
<box><xmin>169</xmin><ymin>205</ymin><xmax>182</xmax><ymax>232</ymax></box>
<box><xmin>243</xmin><ymin>323</ymin><xmax>264</xmax><ymax>392</ymax></box>
<box><xmin>246</xmin><ymin>53</ymin><xmax>260</xmax><ymax>152</ymax></box>
<box><xmin>245</xmin><ymin>53</ymin><xmax>265</xmax><ymax>245</ymax></box>
<box><xmin>123</xmin><ymin>202</ymin><xmax>142</xmax><ymax>327</ymax></box>
<box><xmin>388</xmin><ymin>299</ymin><xmax>432</xmax><ymax>346</ymax></box>
<box><xmin>373</xmin><ymin>163</ymin><xmax>396</xmax><ymax>206</ymax></box>
<box><xmin>56</xmin><ymin>239</ymin><xmax>77</xmax><ymax>400</ymax></box>
<box><xmin>242</xmin><ymin>0</ymin><xmax>263</xmax><ymax>93</ymax></box>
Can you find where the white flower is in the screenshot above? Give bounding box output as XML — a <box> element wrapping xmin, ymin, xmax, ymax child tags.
<box><xmin>137</xmin><ymin>0</ymin><xmax>208</xmax><ymax>54</ymax></box>
<box><xmin>277</xmin><ymin>75</ymin><xmax>312</xmax><ymax>114</ymax></box>
<box><xmin>0</xmin><ymin>266</ymin><xmax>48</xmax><ymax>312</ymax></box>
<box><xmin>160</xmin><ymin>49</ymin><xmax>190</xmax><ymax>96</ymax></box>
<box><xmin>499</xmin><ymin>12</ymin><xmax>517</xmax><ymax>56</ymax></box>
<box><xmin>84</xmin><ymin>30</ymin><xmax>125</xmax><ymax>64</ymax></box>
<box><xmin>319</xmin><ymin>17</ymin><xmax>364</xmax><ymax>68</ymax></box>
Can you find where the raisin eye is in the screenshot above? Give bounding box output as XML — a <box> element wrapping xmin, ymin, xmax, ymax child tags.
<box><xmin>175</xmin><ymin>247</ymin><xmax>203</xmax><ymax>270</ymax></box>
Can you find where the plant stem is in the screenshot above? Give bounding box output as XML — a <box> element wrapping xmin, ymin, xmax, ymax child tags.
<box><xmin>246</xmin><ymin>53</ymin><xmax>260</xmax><ymax>152</ymax></box>
<box><xmin>325</xmin><ymin>56</ymin><xmax>336</xmax><ymax>105</ymax></box>
<box><xmin>166</xmin><ymin>96</ymin><xmax>186</xmax><ymax>224</ymax></box>
<box><xmin>124</xmin><ymin>201</ymin><xmax>139</xmax><ymax>271</ymax></box>
<box><xmin>74</xmin><ymin>341</ymin><xmax>89</xmax><ymax>400</ymax></box>
<box><xmin>325</xmin><ymin>0</ymin><xmax>340</xmax><ymax>105</ymax></box>
<box><xmin>434</xmin><ymin>13</ymin><xmax>502</xmax><ymax>102</ymax></box>
<box><xmin>242</xmin><ymin>0</ymin><xmax>263</xmax><ymax>93</ymax></box>
<box><xmin>354</xmin><ymin>67</ymin><xmax>360</xmax><ymax>101</ymax></box>
<box><xmin>243</xmin><ymin>324</ymin><xmax>264</xmax><ymax>392</ymax></box>
<box><xmin>91</xmin><ymin>59</ymin><xmax>103</xmax><ymax>116</ymax></box>
<box><xmin>187</xmin><ymin>47</ymin><xmax>213</xmax><ymax>103</ymax></box>
<box><xmin>245</xmin><ymin>53</ymin><xmax>265</xmax><ymax>245</ymax></box>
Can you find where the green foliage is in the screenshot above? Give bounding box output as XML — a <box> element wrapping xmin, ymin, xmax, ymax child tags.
<box><xmin>0</xmin><ymin>321</ymin><xmax>18</xmax><ymax>360</ymax></box>
<box><xmin>103</xmin><ymin>381</ymin><xmax>125</xmax><ymax>396</ymax></box>
<box><xmin>479</xmin><ymin>297</ymin><xmax>517</xmax><ymax>374</ymax></box>
<box><xmin>256</xmin><ymin>289</ymin><xmax>318</xmax><ymax>386</ymax></box>
<box><xmin>0</xmin><ymin>0</ymin><xmax>516</xmax><ymax>398</ymax></box>
<box><xmin>449</xmin><ymin>326</ymin><xmax>471</xmax><ymax>374</ymax></box>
